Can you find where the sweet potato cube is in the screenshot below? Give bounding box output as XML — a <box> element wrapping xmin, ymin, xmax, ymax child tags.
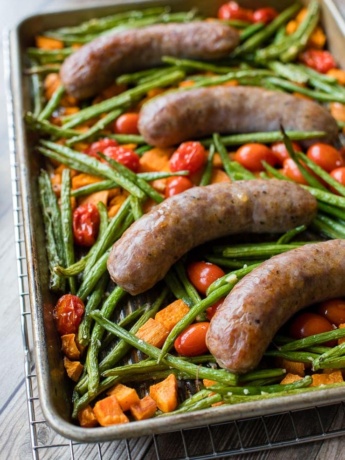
<box><xmin>61</xmin><ymin>334</ymin><xmax>80</xmax><ymax>360</ymax></box>
<box><xmin>107</xmin><ymin>383</ymin><xmax>140</xmax><ymax>411</ymax></box>
<box><xmin>155</xmin><ymin>299</ymin><xmax>190</xmax><ymax>332</ymax></box>
<box><xmin>130</xmin><ymin>395</ymin><xmax>157</xmax><ymax>421</ymax></box>
<box><xmin>210</xmin><ymin>168</ymin><xmax>231</xmax><ymax>184</ymax></box>
<box><xmin>311</xmin><ymin>371</ymin><xmax>343</xmax><ymax>386</ymax></box>
<box><xmin>139</xmin><ymin>148</ymin><xmax>173</xmax><ymax>173</ymax></box>
<box><xmin>78</xmin><ymin>405</ymin><xmax>99</xmax><ymax>428</ymax></box>
<box><xmin>203</xmin><ymin>379</ymin><xmax>217</xmax><ymax>388</ymax></box>
<box><xmin>135</xmin><ymin>318</ymin><xmax>169</xmax><ymax>348</ymax></box>
<box><xmin>280</xmin><ymin>373</ymin><xmax>302</xmax><ymax>385</ymax></box>
<box><xmin>150</xmin><ymin>374</ymin><xmax>178</xmax><ymax>413</ymax></box>
<box><xmin>35</xmin><ymin>36</ymin><xmax>64</xmax><ymax>50</ymax></box>
<box><xmin>63</xmin><ymin>357</ymin><xmax>83</xmax><ymax>382</ymax></box>
<box><xmin>93</xmin><ymin>395</ymin><xmax>129</xmax><ymax>426</ymax></box>
<box><xmin>275</xmin><ymin>358</ymin><xmax>305</xmax><ymax>377</ymax></box>
<box><xmin>338</xmin><ymin>323</ymin><xmax>345</xmax><ymax>344</ymax></box>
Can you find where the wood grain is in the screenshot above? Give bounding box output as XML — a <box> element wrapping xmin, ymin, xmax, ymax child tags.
<box><xmin>1</xmin><ymin>0</ymin><xmax>345</xmax><ymax>458</ymax></box>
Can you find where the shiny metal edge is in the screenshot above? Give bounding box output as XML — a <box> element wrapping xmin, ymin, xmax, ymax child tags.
<box><xmin>7</xmin><ymin>0</ymin><xmax>345</xmax><ymax>443</ymax></box>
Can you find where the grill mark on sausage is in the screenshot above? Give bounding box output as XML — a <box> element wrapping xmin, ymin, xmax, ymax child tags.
<box><xmin>60</xmin><ymin>22</ymin><xmax>240</xmax><ymax>99</ymax></box>
<box><xmin>206</xmin><ymin>239</ymin><xmax>345</xmax><ymax>374</ymax></box>
<box><xmin>107</xmin><ymin>180</ymin><xmax>317</xmax><ymax>295</ymax></box>
<box><xmin>138</xmin><ymin>86</ymin><xmax>339</xmax><ymax>148</ymax></box>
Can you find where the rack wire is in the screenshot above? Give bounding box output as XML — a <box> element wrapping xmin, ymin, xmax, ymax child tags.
<box><xmin>5</xmin><ymin>29</ymin><xmax>345</xmax><ymax>460</ymax></box>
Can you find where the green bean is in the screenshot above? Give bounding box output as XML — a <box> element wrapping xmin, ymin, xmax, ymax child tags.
<box><xmin>192</xmin><ymin>69</ymin><xmax>273</xmax><ymax>89</ymax></box>
<box><xmin>159</xmin><ymin>284</ymin><xmax>232</xmax><ymax>361</ymax></box>
<box><xmin>232</xmin><ymin>3</ymin><xmax>301</xmax><ymax>56</ymax></box>
<box><xmin>137</xmin><ymin>66</ymin><xmax>181</xmax><ymax>85</ymax></box>
<box><xmin>303</xmin><ymin>185</ymin><xmax>345</xmax><ymax>208</ymax></box>
<box><xmin>130</xmin><ymin>195</ymin><xmax>144</xmax><ymax>220</ymax></box>
<box><xmin>240</xmin><ymin>22</ymin><xmax>265</xmax><ymax>42</ymax></box>
<box><xmin>77</xmin><ymin>274</ymin><xmax>109</xmax><ymax>347</ymax></box>
<box><xmin>37</xmin><ymin>85</ymin><xmax>65</xmax><ymax>121</ymax></box>
<box><xmin>100</xmin><ymin>153</ymin><xmax>164</xmax><ymax>203</ymax></box>
<box><xmin>135</xmin><ymin>145</ymin><xmax>152</xmax><ymax>155</ymax></box>
<box><xmin>206</xmin><ymin>263</ymin><xmax>261</xmax><ymax>296</ymax></box>
<box><xmin>26</xmin><ymin>113</ymin><xmax>79</xmax><ymax>138</ymax></box>
<box><xmin>159</xmin><ymin>393</ymin><xmax>222</xmax><ymax>416</ymax></box>
<box><xmin>27</xmin><ymin>47</ymin><xmax>73</xmax><ymax>63</ymax></box>
<box><xmin>25</xmin><ymin>64</ymin><xmax>61</xmax><ymax>75</ymax></box>
<box><xmin>313</xmin><ymin>342</ymin><xmax>345</xmax><ymax>371</ymax></box>
<box><xmin>116</xmin><ymin>66</ymin><xmax>169</xmax><ymax>85</ymax></box>
<box><xmin>297</xmin><ymin>64</ymin><xmax>338</xmax><ymax>84</ymax></box>
<box><xmin>202</xmin><ymin>130</ymin><xmax>326</xmax><ymax>148</ymax></box>
<box><xmin>109</xmin><ymin>134</ymin><xmax>147</xmax><ymax>144</ymax></box>
<box><xmin>38</xmin><ymin>170</ymin><xmax>65</xmax><ymax>292</ymax></box>
<box><xmin>277</xmin><ymin>225</ymin><xmax>307</xmax><ymax>244</ymax></box>
<box><xmin>87</xmin><ymin>286</ymin><xmax>126</xmax><ymax>397</ymax></box>
<box><xmin>139</xmin><ymin>170</ymin><xmax>189</xmax><ymax>181</ymax></box>
<box><xmin>264</xmin><ymin>350</ymin><xmax>319</xmax><ymax>363</ymax></box>
<box><xmin>66</xmin><ymin>109</ymin><xmax>124</xmax><ymax>146</ymax></box>
<box><xmin>177</xmin><ymin>389</ymin><xmax>214</xmax><ymax>409</ymax></box>
<box><xmin>296</xmin><ymin>153</ymin><xmax>345</xmax><ymax>197</ymax></box>
<box><xmin>54</xmin><ymin>256</ymin><xmax>88</xmax><ymax>277</ymax></box>
<box><xmin>280</xmin><ymin>328</ymin><xmax>345</xmax><ymax>351</ymax></box>
<box><xmin>161</xmin><ymin>56</ymin><xmax>234</xmax><ymax>74</ymax></box>
<box><xmin>60</xmin><ymin>169</ymin><xmax>77</xmax><ymax>294</ymax></box>
<box><xmin>220</xmin><ymin>242</ymin><xmax>307</xmax><ymax>258</ymax></box>
<box><xmin>317</xmin><ymin>202</ymin><xmax>345</xmax><ymax>221</ymax></box>
<box><xmin>312</xmin><ymin>213</ymin><xmax>345</xmax><ymax>239</ymax></box>
<box><xmin>199</xmin><ymin>144</ymin><xmax>215</xmax><ymax>186</ymax></box>
<box><xmin>76</xmin><ymin>251</ymin><xmax>110</xmax><ymax>301</ymax></box>
<box><xmin>164</xmin><ymin>270</ymin><xmax>192</xmax><ymax>307</ymax></box>
<box><xmin>174</xmin><ymin>260</ymin><xmax>201</xmax><ymax>305</ymax></box>
<box><xmin>238</xmin><ymin>368</ymin><xmax>287</xmax><ymax>384</ymax></box>
<box><xmin>212</xmin><ymin>133</ymin><xmax>236</xmax><ymax>180</ymax></box>
<box><xmin>265</xmin><ymin>76</ymin><xmax>345</xmax><ymax>104</ymax></box>
<box><xmin>90</xmin><ymin>310</ymin><xmax>238</xmax><ymax>386</ymax></box>
<box><xmin>71</xmin><ymin>180</ymin><xmax>117</xmax><ymax>197</ymax></box>
<box><xmin>40</xmin><ymin>141</ymin><xmax>145</xmax><ymax>198</ymax></box>
<box><xmin>62</xmin><ymin>70</ymin><xmax>185</xmax><ymax>128</ymax></box>
<box><xmin>266</xmin><ymin>61</ymin><xmax>309</xmax><ymax>84</ymax></box>
<box><xmin>29</xmin><ymin>61</ymin><xmax>44</xmax><ymax>117</ymax></box>
<box><xmin>205</xmin><ymin>256</ymin><xmax>264</xmax><ymax>269</ymax></box>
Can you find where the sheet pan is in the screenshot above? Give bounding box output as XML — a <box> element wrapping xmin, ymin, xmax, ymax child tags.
<box><xmin>7</xmin><ymin>0</ymin><xmax>345</xmax><ymax>442</ymax></box>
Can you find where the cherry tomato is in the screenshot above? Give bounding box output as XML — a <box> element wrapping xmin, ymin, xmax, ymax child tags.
<box><xmin>103</xmin><ymin>145</ymin><xmax>140</xmax><ymax>172</ymax></box>
<box><xmin>282</xmin><ymin>158</ymin><xmax>308</xmax><ymax>184</ymax></box>
<box><xmin>330</xmin><ymin>167</ymin><xmax>345</xmax><ymax>186</ymax></box>
<box><xmin>187</xmin><ymin>261</ymin><xmax>225</xmax><ymax>295</ymax></box>
<box><xmin>233</xmin><ymin>143</ymin><xmax>277</xmax><ymax>172</ymax></box>
<box><xmin>206</xmin><ymin>298</ymin><xmax>224</xmax><ymax>321</ymax></box>
<box><xmin>271</xmin><ymin>141</ymin><xmax>302</xmax><ymax>165</ymax></box>
<box><xmin>217</xmin><ymin>2</ymin><xmax>254</xmax><ymax>22</ymax></box>
<box><xmin>306</xmin><ymin>143</ymin><xmax>344</xmax><ymax>172</ymax></box>
<box><xmin>169</xmin><ymin>142</ymin><xmax>207</xmax><ymax>174</ymax></box>
<box><xmin>252</xmin><ymin>7</ymin><xmax>278</xmax><ymax>24</ymax></box>
<box><xmin>53</xmin><ymin>294</ymin><xmax>85</xmax><ymax>335</ymax></box>
<box><xmin>174</xmin><ymin>322</ymin><xmax>210</xmax><ymax>357</ymax></box>
<box><xmin>318</xmin><ymin>299</ymin><xmax>345</xmax><ymax>326</ymax></box>
<box><xmin>73</xmin><ymin>203</ymin><xmax>100</xmax><ymax>247</ymax></box>
<box><xmin>288</xmin><ymin>312</ymin><xmax>336</xmax><ymax>346</ymax></box>
<box><xmin>84</xmin><ymin>138</ymin><xmax>118</xmax><ymax>160</ymax></box>
<box><xmin>114</xmin><ymin>112</ymin><xmax>140</xmax><ymax>135</ymax></box>
<box><xmin>299</xmin><ymin>49</ymin><xmax>337</xmax><ymax>74</ymax></box>
<box><xmin>165</xmin><ymin>176</ymin><xmax>194</xmax><ymax>198</ymax></box>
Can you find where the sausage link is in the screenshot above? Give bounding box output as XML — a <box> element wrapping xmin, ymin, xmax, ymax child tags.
<box><xmin>138</xmin><ymin>86</ymin><xmax>339</xmax><ymax>148</ymax></box>
<box><xmin>206</xmin><ymin>239</ymin><xmax>345</xmax><ymax>374</ymax></box>
<box><xmin>60</xmin><ymin>22</ymin><xmax>240</xmax><ymax>99</ymax></box>
<box><xmin>107</xmin><ymin>180</ymin><xmax>317</xmax><ymax>295</ymax></box>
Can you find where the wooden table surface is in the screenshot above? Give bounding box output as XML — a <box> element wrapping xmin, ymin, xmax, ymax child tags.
<box><xmin>1</xmin><ymin>0</ymin><xmax>345</xmax><ymax>458</ymax></box>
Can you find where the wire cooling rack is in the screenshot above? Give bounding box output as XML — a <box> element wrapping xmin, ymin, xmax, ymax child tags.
<box><xmin>5</xmin><ymin>29</ymin><xmax>345</xmax><ymax>460</ymax></box>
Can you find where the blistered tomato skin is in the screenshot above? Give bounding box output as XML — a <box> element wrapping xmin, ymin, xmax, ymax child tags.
<box><xmin>206</xmin><ymin>298</ymin><xmax>224</xmax><ymax>321</ymax></box>
<box><xmin>174</xmin><ymin>322</ymin><xmax>210</xmax><ymax>357</ymax></box>
<box><xmin>165</xmin><ymin>176</ymin><xmax>194</xmax><ymax>198</ymax></box>
<box><xmin>330</xmin><ymin>167</ymin><xmax>345</xmax><ymax>186</ymax></box>
<box><xmin>73</xmin><ymin>203</ymin><xmax>100</xmax><ymax>247</ymax></box>
<box><xmin>288</xmin><ymin>312</ymin><xmax>336</xmax><ymax>346</ymax></box>
<box><xmin>103</xmin><ymin>145</ymin><xmax>140</xmax><ymax>172</ymax></box>
<box><xmin>282</xmin><ymin>158</ymin><xmax>308</xmax><ymax>185</ymax></box>
<box><xmin>299</xmin><ymin>49</ymin><xmax>337</xmax><ymax>74</ymax></box>
<box><xmin>307</xmin><ymin>143</ymin><xmax>344</xmax><ymax>172</ymax></box>
<box><xmin>114</xmin><ymin>112</ymin><xmax>140</xmax><ymax>135</ymax></box>
<box><xmin>187</xmin><ymin>261</ymin><xmax>225</xmax><ymax>295</ymax></box>
<box><xmin>252</xmin><ymin>7</ymin><xmax>278</xmax><ymax>24</ymax></box>
<box><xmin>169</xmin><ymin>142</ymin><xmax>207</xmax><ymax>174</ymax></box>
<box><xmin>318</xmin><ymin>299</ymin><xmax>345</xmax><ymax>326</ymax></box>
<box><xmin>53</xmin><ymin>294</ymin><xmax>85</xmax><ymax>335</ymax></box>
<box><xmin>84</xmin><ymin>138</ymin><xmax>118</xmax><ymax>160</ymax></box>
<box><xmin>217</xmin><ymin>1</ymin><xmax>254</xmax><ymax>22</ymax></box>
<box><xmin>271</xmin><ymin>141</ymin><xmax>301</xmax><ymax>165</ymax></box>
<box><xmin>234</xmin><ymin>143</ymin><xmax>277</xmax><ymax>172</ymax></box>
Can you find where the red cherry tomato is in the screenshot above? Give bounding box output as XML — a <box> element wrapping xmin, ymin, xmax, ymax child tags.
<box><xmin>288</xmin><ymin>312</ymin><xmax>336</xmax><ymax>346</ymax></box>
<box><xmin>53</xmin><ymin>294</ymin><xmax>85</xmax><ymax>335</ymax></box>
<box><xmin>299</xmin><ymin>49</ymin><xmax>337</xmax><ymax>74</ymax></box>
<box><xmin>174</xmin><ymin>322</ymin><xmax>210</xmax><ymax>357</ymax></box>
<box><xmin>169</xmin><ymin>142</ymin><xmax>207</xmax><ymax>174</ymax></box>
<box><xmin>73</xmin><ymin>203</ymin><xmax>100</xmax><ymax>247</ymax></box>
<box><xmin>84</xmin><ymin>138</ymin><xmax>118</xmax><ymax>160</ymax></box>
<box><xmin>165</xmin><ymin>176</ymin><xmax>194</xmax><ymax>198</ymax></box>
<box><xmin>271</xmin><ymin>141</ymin><xmax>302</xmax><ymax>165</ymax></box>
<box><xmin>318</xmin><ymin>299</ymin><xmax>345</xmax><ymax>326</ymax></box>
<box><xmin>114</xmin><ymin>112</ymin><xmax>140</xmax><ymax>135</ymax></box>
<box><xmin>252</xmin><ymin>7</ymin><xmax>278</xmax><ymax>24</ymax></box>
<box><xmin>218</xmin><ymin>1</ymin><xmax>254</xmax><ymax>22</ymax></box>
<box><xmin>306</xmin><ymin>143</ymin><xmax>344</xmax><ymax>172</ymax></box>
<box><xmin>103</xmin><ymin>145</ymin><xmax>140</xmax><ymax>172</ymax></box>
<box><xmin>282</xmin><ymin>158</ymin><xmax>308</xmax><ymax>184</ymax></box>
<box><xmin>206</xmin><ymin>298</ymin><xmax>224</xmax><ymax>321</ymax></box>
<box><xmin>233</xmin><ymin>143</ymin><xmax>277</xmax><ymax>172</ymax></box>
<box><xmin>330</xmin><ymin>167</ymin><xmax>345</xmax><ymax>186</ymax></box>
<box><xmin>187</xmin><ymin>261</ymin><xmax>225</xmax><ymax>295</ymax></box>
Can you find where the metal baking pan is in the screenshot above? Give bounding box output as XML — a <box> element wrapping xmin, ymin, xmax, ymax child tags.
<box><xmin>7</xmin><ymin>0</ymin><xmax>345</xmax><ymax>443</ymax></box>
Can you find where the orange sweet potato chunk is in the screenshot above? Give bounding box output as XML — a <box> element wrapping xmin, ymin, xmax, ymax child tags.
<box><xmin>135</xmin><ymin>318</ymin><xmax>169</xmax><ymax>348</ymax></box>
<box><xmin>78</xmin><ymin>405</ymin><xmax>99</xmax><ymax>428</ymax></box>
<box><xmin>155</xmin><ymin>299</ymin><xmax>190</xmax><ymax>332</ymax></box>
<box><xmin>61</xmin><ymin>334</ymin><xmax>80</xmax><ymax>360</ymax></box>
<box><xmin>107</xmin><ymin>383</ymin><xmax>140</xmax><ymax>411</ymax></box>
<box><xmin>150</xmin><ymin>374</ymin><xmax>178</xmax><ymax>413</ymax></box>
<box><xmin>130</xmin><ymin>395</ymin><xmax>157</xmax><ymax>421</ymax></box>
<box><xmin>93</xmin><ymin>395</ymin><xmax>129</xmax><ymax>426</ymax></box>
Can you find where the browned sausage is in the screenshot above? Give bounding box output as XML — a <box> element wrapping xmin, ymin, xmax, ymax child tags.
<box><xmin>60</xmin><ymin>22</ymin><xmax>240</xmax><ymax>99</ymax></box>
<box><xmin>206</xmin><ymin>239</ymin><xmax>345</xmax><ymax>374</ymax></box>
<box><xmin>107</xmin><ymin>180</ymin><xmax>317</xmax><ymax>295</ymax></box>
<box><xmin>138</xmin><ymin>86</ymin><xmax>339</xmax><ymax>148</ymax></box>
